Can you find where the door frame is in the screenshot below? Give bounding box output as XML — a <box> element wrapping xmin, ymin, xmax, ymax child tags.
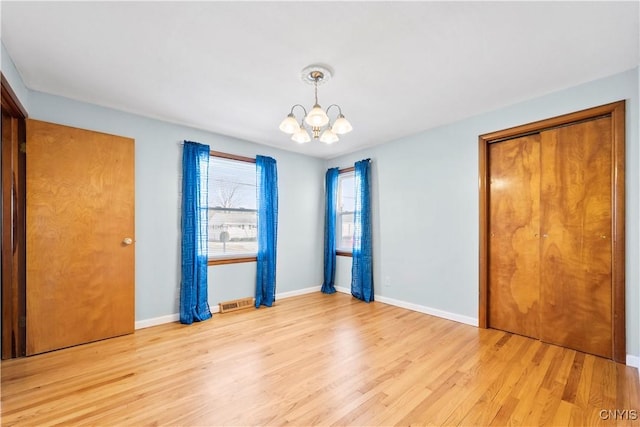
<box><xmin>478</xmin><ymin>100</ymin><xmax>626</xmax><ymax>363</ymax></box>
<box><xmin>1</xmin><ymin>73</ymin><xmax>28</xmax><ymax>359</ymax></box>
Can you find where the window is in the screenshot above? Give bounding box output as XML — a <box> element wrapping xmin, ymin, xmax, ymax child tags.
<box><xmin>208</xmin><ymin>153</ymin><xmax>257</xmax><ymax>262</ymax></box>
<box><xmin>336</xmin><ymin>170</ymin><xmax>355</xmax><ymax>253</ymax></box>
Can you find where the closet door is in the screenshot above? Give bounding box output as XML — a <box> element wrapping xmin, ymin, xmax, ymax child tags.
<box><xmin>539</xmin><ymin>117</ymin><xmax>613</xmax><ymax>359</ymax></box>
<box><xmin>488</xmin><ymin>134</ymin><xmax>540</xmax><ymax>339</ymax></box>
<box><xmin>481</xmin><ymin>101</ymin><xmax>625</xmax><ymax>363</ymax></box>
<box><xmin>26</xmin><ymin>119</ymin><xmax>135</xmax><ymax>355</ymax></box>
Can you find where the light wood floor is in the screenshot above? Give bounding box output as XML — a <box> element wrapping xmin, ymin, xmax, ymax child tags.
<box><xmin>1</xmin><ymin>292</ymin><xmax>639</xmax><ymax>426</ymax></box>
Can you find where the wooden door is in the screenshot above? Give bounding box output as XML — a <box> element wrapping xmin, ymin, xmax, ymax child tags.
<box><xmin>26</xmin><ymin>119</ymin><xmax>135</xmax><ymax>355</ymax></box>
<box><xmin>480</xmin><ymin>101</ymin><xmax>625</xmax><ymax>363</ymax></box>
<box><xmin>488</xmin><ymin>134</ymin><xmax>540</xmax><ymax>339</ymax></box>
<box><xmin>539</xmin><ymin>117</ymin><xmax>613</xmax><ymax>358</ymax></box>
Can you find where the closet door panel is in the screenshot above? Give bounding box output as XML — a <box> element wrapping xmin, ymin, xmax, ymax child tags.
<box><xmin>26</xmin><ymin>120</ymin><xmax>135</xmax><ymax>355</ymax></box>
<box><xmin>488</xmin><ymin>134</ymin><xmax>540</xmax><ymax>339</ymax></box>
<box><xmin>539</xmin><ymin>117</ymin><xmax>612</xmax><ymax>358</ymax></box>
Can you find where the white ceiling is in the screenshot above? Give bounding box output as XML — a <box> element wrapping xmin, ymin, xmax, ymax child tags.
<box><xmin>1</xmin><ymin>1</ymin><xmax>638</xmax><ymax>159</ymax></box>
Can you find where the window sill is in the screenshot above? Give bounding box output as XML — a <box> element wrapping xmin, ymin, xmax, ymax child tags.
<box><xmin>208</xmin><ymin>256</ymin><xmax>257</xmax><ymax>266</ymax></box>
<box><xmin>336</xmin><ymin>250</ymin><xmax>353</xmax><ymax>257</ymax></box>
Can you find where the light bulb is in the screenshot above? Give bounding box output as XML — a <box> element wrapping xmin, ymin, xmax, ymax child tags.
<box><xmin>320</xmin><ymin>128</ymin><xmax>339</xmax><ymax>144</ymax></box>
<box><xmin>331</xmin><ymin>114</ymin><xmax>352</xmax><ymax>134</ymax></box>
<box><xmin>292</xmin><ymin>126</ymin><xmax>311</xmax><ymax>143</ymax></box>
<box><xmin>279</xmin><ymin>113</ymin><xmax>299</xmax><ymax>134</ymax></box>
<box><xmin>304</xmin><ymin>104</ymin><xmax>329</xmax><ymax>127</ymax></box>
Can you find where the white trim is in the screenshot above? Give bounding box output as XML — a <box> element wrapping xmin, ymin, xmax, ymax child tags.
<box><xmin>276</xmin><ymin>286</ymin><xmax>321</xmax><ymax>300</ymax></box>
<box><xmin>335</xmin><ymin>286</ymin><xmax>478</xmax><ymax>327</ymax></box>
<box><xmin>135</xmin><ymin>313</ymin><xmax>179</xmax><ymax>330</ymax></box>
<box><xmin>134</xmin><ymin>286</ymin><xmax>322</xmax><ymax>330</ymax></box>
<box><xmin>626</xmin><ymin>356</ymin><xmax>640</xmax><ymax>386</ymax></box>
<box><xmin>335</xmin><ymin>285</ymin><xmax>350</xmax><ymax>294</ymax></box>
<box><xmin>376</xmin><ymin>295</ymin><xmax>479</xmax><ymax>326</ymax></box>
<box><xmin>627</xmin><ymin>354</ymin><xmax>640</xmax><ymax>368</ymax></box>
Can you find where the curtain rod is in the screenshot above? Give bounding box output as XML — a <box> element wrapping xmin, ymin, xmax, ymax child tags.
<box><xmin>339</xmin><ymin>158</ymin><xmax>371</xmax><ymax>173</ymax></box>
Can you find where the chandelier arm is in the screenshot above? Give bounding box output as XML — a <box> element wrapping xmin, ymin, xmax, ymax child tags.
<box><xmin>325</xmin><ymin>104</ymin><xmax>343</xmax><ymax>117</ymax></box>
<box><xmin>290</xmin><ymin>104</ymin><xmax>308</xmax><ymax>118</ymax></box>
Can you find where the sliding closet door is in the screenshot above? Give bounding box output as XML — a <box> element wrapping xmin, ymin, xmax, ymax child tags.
<box><xmin>539</xmin><ymin>117</ymin><xmax>613</xmax><ymax>359</ymax></box>
<box><xmin>481</xmin><ymin>101</ymin><xmax>625</xmax><ymax>362</ymax></box>
<box><xmin>488</xmin><ymin>134</ymin><xmax>541</xmax><ymax>339</ymax></box>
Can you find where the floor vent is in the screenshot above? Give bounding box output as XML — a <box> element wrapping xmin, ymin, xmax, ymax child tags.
<box><xmin>219</xmin><ymin>297</ymin><xmax>254</xmax><ymax>313</ymax></box>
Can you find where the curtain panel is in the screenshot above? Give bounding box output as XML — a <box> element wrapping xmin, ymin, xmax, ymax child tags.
<box><xmin>351</xmin><ymin>158</ymin><xmax>373</xmax><ymax>302</ymax></box>
<box><xmin>180</xmin><ymin>140</ymin><xmax>213</xmax><ymax>324</ymax></box>
<box><xmin>321</xmin><ymin>167</ymin><xmax>340</xmax><ymax>294</ymax></box>
<box><xmin>255</xmin><ymin>155</ymin><xmax>278</xmax><ymax>308</ymax></box>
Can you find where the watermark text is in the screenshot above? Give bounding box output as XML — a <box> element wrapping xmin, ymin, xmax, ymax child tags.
<box><xmin>599</xmin><ymin>409</ymin><xmax>638</xmax><ymax>420</ymax></box>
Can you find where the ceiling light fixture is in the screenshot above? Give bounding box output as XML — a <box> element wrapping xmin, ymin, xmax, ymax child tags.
<box><xmin>279</xmin><ymin>65</ymin><xmax>352</xmax><ymax>144</ymax></box>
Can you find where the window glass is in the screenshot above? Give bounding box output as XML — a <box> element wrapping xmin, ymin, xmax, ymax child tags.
<box><xmin>208</xmin><ymin>156</ymin><xmax>257</xmax><ymax>258</ymax></box>
<box><xmin>336</xmin><ymin>172</ymin><xmax>355</xmax><ymax>251</ymax></box>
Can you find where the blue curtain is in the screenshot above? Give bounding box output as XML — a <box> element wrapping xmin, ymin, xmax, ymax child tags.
<box><xmin>321</xmin><ymin>168</ymin><xmax>339</xmax><ymax>294</ymax></box>
<box><xmin>180</xmin><ymin>140</ymin><xmax>212</xmax><ymax>324</ymax></box>
<box><xmin>351</xmin><ymin>159</ymin><xmax>373</xmax><ymax>302</ymax></box>
<box><xmin>255</xmin><ymin>155</ymin><xmax>278</xmax><ymax>308</ymax></box>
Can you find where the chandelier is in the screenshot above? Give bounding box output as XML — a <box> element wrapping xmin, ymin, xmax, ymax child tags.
<box><xmin>279</xmin><ymin>65</ymin><xmax>352</xmax><ymax>144</ymax></box>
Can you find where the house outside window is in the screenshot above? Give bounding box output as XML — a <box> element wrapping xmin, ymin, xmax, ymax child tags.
<box><xmin>208</xmin><ymin>154</ymin><xmax>257</xmax><ymax>260</ymax></box>
<box><xmin>336</xmin><ymin>171</ymin><xmax>355</xmax><ymax>252</ymax></box>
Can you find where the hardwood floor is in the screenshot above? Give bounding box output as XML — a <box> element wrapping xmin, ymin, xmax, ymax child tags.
<box><xmin>1</xmin><ymin>292</ymin><xmax>639</xmax><ymax>426</ymax></box>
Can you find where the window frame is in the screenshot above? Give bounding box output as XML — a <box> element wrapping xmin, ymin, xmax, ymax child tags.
<box><xmin>336</xmin><ymin>166</ymin><xmax>355</xmax><ymax>257</ymax></box>
<box><xmin>207</xmin><ymin>150</ymin><xmax>258</xmax><ymax>266</ymax></box>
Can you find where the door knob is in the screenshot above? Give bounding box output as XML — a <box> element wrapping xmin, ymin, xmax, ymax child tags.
<box><xmin>123</xmin><ymin>237</ymin><xmax>133</xmax><ymax>245</ymax></box>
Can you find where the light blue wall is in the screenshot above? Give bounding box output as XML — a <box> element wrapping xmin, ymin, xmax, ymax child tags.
<box><xmin>2</xmin><ymin>42</ymin><xmax>324</xmax><ymax>322</ymax></box>
<box><xmin>4</xmin><ymin>40</ymin><xmax>638</xmax><ymax>358</ymax></box>
<box><xmin>329</xmin><ymin>67</ymin><xmax>640</xmax><ymax>357</ymax></box>
<box><xmin>23</xmin><ymin>91</ymin><xmax>325</xmax><ymax>321</ymax></box>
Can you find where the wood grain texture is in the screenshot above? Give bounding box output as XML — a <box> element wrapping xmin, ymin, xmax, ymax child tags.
<box><xmin>540</xmin><ymin>117</ymin><xmax>613</xmax><ymax>359</ymax></box>
<box><xmin>488</xmin><ymin>134</ymin><xmax>541</xmax><ymax>339</ymax></box>
<box><xmin>1</xmin><ymin>113</ymin><xmax>20</xmax><ymax>359</ymax></box>
<box><xmin>1</xmin><ymin>96</ymin><xmax>26</xmax><ymax>359</ymax></box>
<box><xmin>610</xmin><ymin>101</ymin><xmax>626</xmax><ymax>363</ymax></box>
<box><xmin>209</xmin><ymin>150</ymin><xmax>255</xmax><ymax>163</ymax></box>
<box><xmin>208</xmin><ymin>256</ymin><xmax>257</xmax><ymax>266</ymax></box>
<box><xmin>479</xmin><ymin>100</ymin><xmax>625</xmax><ymax>362</ymax></box>
<box><xmin>1</xmin><ymin>74</ymin><xmax>28</xmax><ymax>118</ymax></box>
<box><xmin>479</xmin><ymin>101</ymin><xmax>623</xmax><ymax>144</ymax></box>
<box><xmin>478</xmin><ymin>136</ymin><xmax>488</xmax><ymax>328</ymax></box>
<box><xmin>2</xmin><ymin>112</ymin><xmax>16</xmax><ymax>359</ymax></box>
<box><xmin>1</xmin><ymin>292</ymin><xmax>638</xmax><ymax>426</ymax></box>
<box><xmin>25</xmin><ymin>119</ymin><xmax>135</xmax><ymax>355</ymax></box>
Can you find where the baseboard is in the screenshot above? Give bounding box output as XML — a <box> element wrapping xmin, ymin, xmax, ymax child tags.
<box><xmin>135</xmin><ymin>313</ymin><xmax>180</xmax><ymax>330</ymax></box>
<box><xmin>135</xmin><ymin>286</ymin><xmax>321</xmax><ymax>330</ymax></box>
<box><xmin>335</xmin><ymin>286</ymin><xmax>478</xmax><ymax>327</ymax></box>
<box><xmin>335</xmin><ymin>285</ymin><xmax>350</xmax><ymax>294</ymax></box>
<box><xmin>626</xmin><ymin>356</ymin><xmax>640</xmax><ymax>383</ymax></box>
<box><xmin>276</xmin><ymin>285</ymin><xmax>321</xmax><ymax>299</ymax></box>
